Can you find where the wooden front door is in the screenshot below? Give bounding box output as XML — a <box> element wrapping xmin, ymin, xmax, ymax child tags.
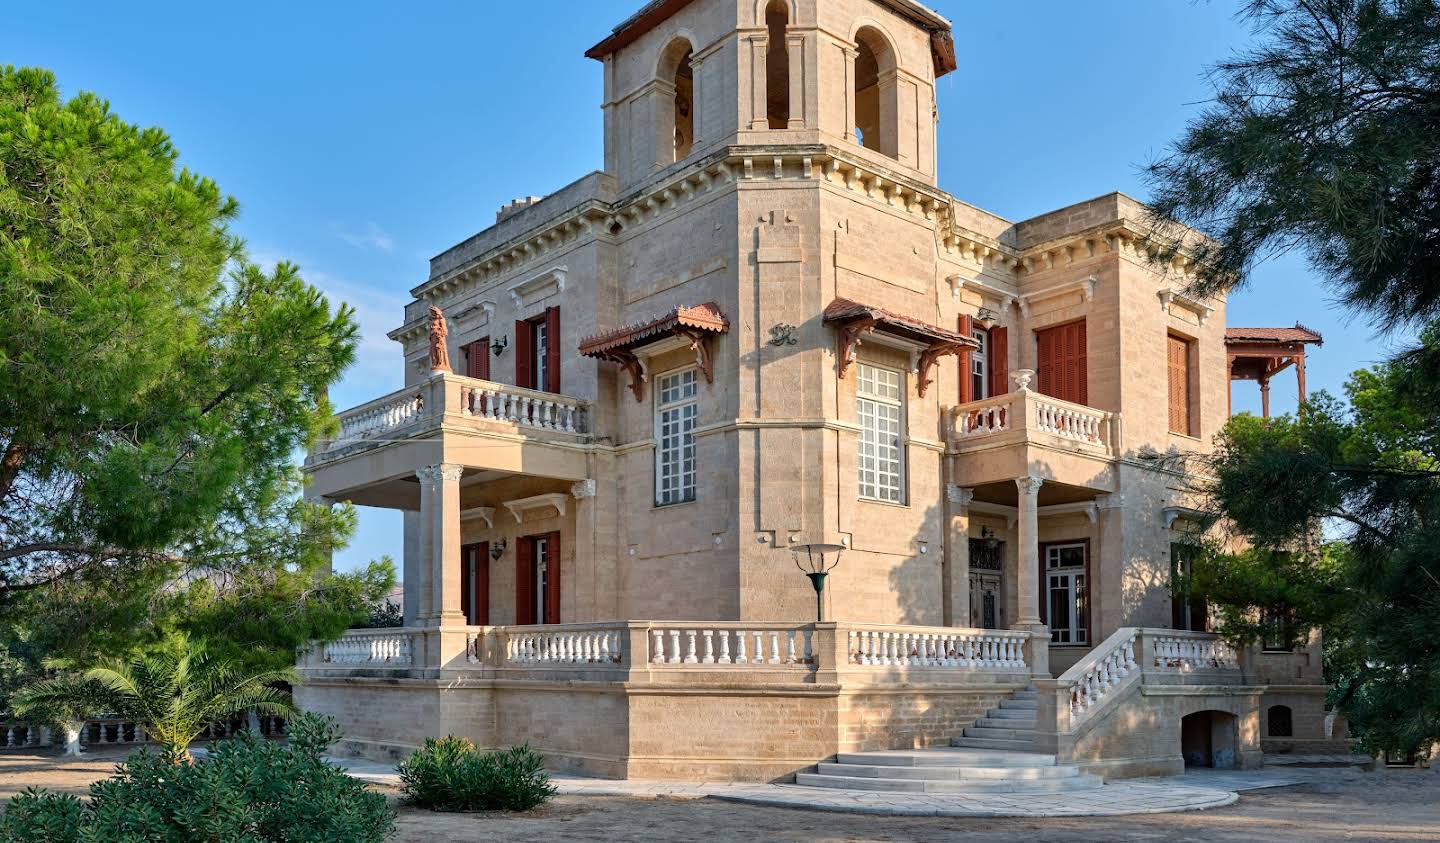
<box><xmin>1035</xmin><ymin>320</ymin><xmax>1087</xmax><ymax>405</ymax></box>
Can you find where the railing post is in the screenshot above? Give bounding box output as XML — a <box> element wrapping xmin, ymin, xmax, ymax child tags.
<box><xmin>623</xmin><ymin>622</ymin><xmax>653</xmax><ymax>683</ymax></box>
<box><xmin>811</xmin><ymin>622</ymin><xmax>846</xmax><ymax>683</ymax></box>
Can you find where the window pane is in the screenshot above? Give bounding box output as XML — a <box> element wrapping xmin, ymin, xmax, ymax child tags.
<box><xmin>856</xmin><ymin>364</ymin><xmax>904</xmax><ymax>502</ymax></box>
<box><xmin>655</xmin><ymin>370</ymin><xmax>699</xmax><ymax>505</ymax></box>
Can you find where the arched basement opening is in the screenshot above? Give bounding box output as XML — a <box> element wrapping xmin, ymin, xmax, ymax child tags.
<box><xmin>1181</xmin><ymin>710</ymin><xmax>1239</xmax><ymax>769</ymax></box>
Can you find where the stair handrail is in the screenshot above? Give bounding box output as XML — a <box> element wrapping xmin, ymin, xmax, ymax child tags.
<box><xmin>1048</xmin><ymin>626</ymin><xmax>1141</xmax><ymax>734</ymax></box>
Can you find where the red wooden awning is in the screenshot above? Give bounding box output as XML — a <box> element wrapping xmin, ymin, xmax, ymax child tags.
<box><xmin>578</xmin><ymin>303</ymin><xmax>729</xmax><ymax>402</ymax></box>
<box><xmin>822</xmin><ymin>298</ymin><xmax>978</xmax><ymax>397</ymax></box>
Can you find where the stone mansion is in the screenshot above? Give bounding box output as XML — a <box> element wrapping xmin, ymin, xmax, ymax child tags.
<box><xmin>297</xmin><ymin>0</ymin><xmax>1343</xmax><ymax>788</ymax></box>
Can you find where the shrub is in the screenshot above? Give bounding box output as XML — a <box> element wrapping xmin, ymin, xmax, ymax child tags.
<box><xmin>398</xmin><ymin>737</ymin><xmax>555</xmax><ymax>812</ymax></box>
<box><xmin>0</xmin><ymin>712</ymin><xmax>395</xmax><ymax>843</ymax></box>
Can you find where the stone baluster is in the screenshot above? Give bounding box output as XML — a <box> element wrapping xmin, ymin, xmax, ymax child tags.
<box><xmin>750</xmin><ymin>631</ymin><xmax>764</xmax><ymax>664</ymax></box>
<box><xmin>767</xmin><ymin>631</ymin><xmax>781</xmax><ymax>664</ymax></box>
<box><xmin>701</xmin><ymin>630</ymin><xmax>716</xmax><ymax>664</ymax></box>
<box><xmin>667</xmin><ymin>630</ymin><xmax>682</xmax><ymax>664</ymax></box>
<box><xmin>650</xmin><ymin>630</ymin><xmax>665</xmax><ymax>664</ymax></box>
<box><xmin>734</xmin><ymin>631</ymin><xmax>747</xmax><ymax>664</ymax></box>
<box><xmin>684</xmin><ymin>630</ymin><xmax>699</xmax><ymax>664</ymax></box>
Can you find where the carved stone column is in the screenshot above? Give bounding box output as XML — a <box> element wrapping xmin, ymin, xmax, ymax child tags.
<box><xmin>418</xmin><ymin>463</ymin><xmax>466</xmax><ymax>628</ymax></box>
<box><xmin>943</xmin><ymin>483</ymin><xmax>974</xmax><ymax>627</ymax></box>
<box><xmin>413</xmin><ymin>469</ymin><xmax>436</xmax><ymax>622</ymax></box>
<box><xmin>786</xmin><ymin>33</ymin><xmax>806</xmax><ymax>129</ymax></box>
<box><xmin>570</xmin><ymin>478</ymin><xmax>597</xmax><ymax>621</ymax></box>
<box><xmin>841</xmin><ymin>45</ymin><xmax>858</xmax><ymax>143</ymax></box>
<box><xmin>747</xmin><ymin>34</ymin><xmax>769</xmax><ymax>130</ymax></box>
<box><xmin>1014</xmin><ymin>475</ymin><xmax>1044</xmax><ymax>627</ymax></box>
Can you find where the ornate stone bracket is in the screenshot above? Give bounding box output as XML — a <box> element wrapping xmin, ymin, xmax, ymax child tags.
<box><xmin>916</xmin><ymin>341</ymin><xmax>964</xmax><ymax>398</ymax></box>
<box><xmin>835</xmin><ymin>316</ymin><xmax>877</xmax><ymax>380</ymax></box>
<box><xmin>676</xmin><ymin>327</ymin><xmax>716</xmax><ymax>384</ymax></box>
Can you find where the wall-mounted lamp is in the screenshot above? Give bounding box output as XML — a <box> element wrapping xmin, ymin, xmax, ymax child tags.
<box><xmin>980</xmin><ymin>525</ymin><xmax>1000</xmax><ymax>553</ymax></box>
<box><xmin>975</xmin><ymin>307</ymin><xmax>999</xmax><ymax>330</ymax></box>
<box><xmin>489</xmin><ymin>539</ymin><xmax>507</xmax><ymax>561</ymax></box>
<box><xmin>792</xmin><ymin>543</ymin><xmax>844</xmax><ymax>623</ymax></box>
<box><xmin>491</xmin><ymin>336</ymin><xmax>509</xmax><ymax>357</ymax></box>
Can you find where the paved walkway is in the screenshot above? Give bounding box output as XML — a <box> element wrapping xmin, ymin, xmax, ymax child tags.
<box><xmin>330</xmin><ymin>756</ymin><xmax>1320</xmax><ymax>818</ymax></box>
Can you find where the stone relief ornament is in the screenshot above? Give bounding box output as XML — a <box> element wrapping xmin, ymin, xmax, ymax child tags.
<box><xmin>768</xmin><ymin>323</ymin><xmax>799</xmax><ymax>346</ymax></box>
<box><xmin>428</xmin><ymin>306</ymin><xmax>452</xmax><ymax>374</ymax></box>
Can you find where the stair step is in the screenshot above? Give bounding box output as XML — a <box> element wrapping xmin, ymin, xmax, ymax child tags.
<box><xmin>836</xmin><ymin>748</ymin><xmax>1057</xmax><ymax>768</ymax></box>
<box><xmin>999</xmin><ymin>699</ymin><xmax>1039</xmax><ymax>710</ymax></box>
<box><xmin>1010</xmin><ymin>690</ymin><xmax>1039</xmax><ymax>700</ymax></box>
<box><xmin>963</xmin><ymin>726</ymin><xmax>1035</xmax><ymax>740</ymax></box>
<box><xmin>794</xmin><ymin>773</ymin><xmax>1103</xmax><ymax>794</ymax></box>
<box><xmin>975</xmin><ymin>716</ymin><xmax>1035</xmax><ymax>729</ymax></box>
<box><xmin>984</xmin><ymin>708</ymin><xmax>1037</xmax><ymax>721</ymax></box>
<box><xmin>950</xmin><ymin>736</ymin><xmax>1038</xmax><ymax>752</ymax></box>
<box><xmin>817</xmin><ymin>762</ymin><xmax>1081</xmax><ymax>781</ymax></box>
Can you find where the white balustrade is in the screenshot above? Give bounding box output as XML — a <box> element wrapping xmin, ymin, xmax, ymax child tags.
<box><xmin>0</xmin><ymin>724</ymin><xmax>48</xmax><ymax>750</ymax></box>
<box><xmin>460</xmin><ymin>381</ymin><xmax>586</xmax><ymax>434</ymax></box>
<box><xmin>845</xmin><ymin>627</ymin><xmax>1029</xmax><ymax>670</ymax></box>
<box><xmin>329</xmin><ymin>391</ymin><xmax>425</xmax><ymax>450</ymax></box>
<box><xmin>1031</xmin><ymin>394</ymin><xmax>1106</xmax><ymax>445</ymax></box>
<box><xmin>647</xmin><ymin>625</ymin><xmax>814</xmax><ymax>667</ymax></box>
<box><xmin>1151</xmin><ymin>633</ymin><xmax>1239</xmax><ymax>671</ymax></box>
<box><xmin>322</xmin><ymin>630</ymin><xmax>415</xmax><ymax>666</ymax></box>
<box><xmin>1066</xmin><ymin>629</ymin><xmax>1138</xmax><ymax>722</ymax></box>
<box><xmin>952</xmin><ymin>396</ymin><xmax>1012</xmax><ymax>439</ymax></box>
<box><xmin>504</xmin><ymin>626</ymin><xmax>625</xmax><ymax>666</ymax></box>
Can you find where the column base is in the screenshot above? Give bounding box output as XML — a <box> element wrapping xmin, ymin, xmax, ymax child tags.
<box><xmin>1013</xmin><ymin>623</ymin><xmax>1051</xmax><ymax>680</ymax></box>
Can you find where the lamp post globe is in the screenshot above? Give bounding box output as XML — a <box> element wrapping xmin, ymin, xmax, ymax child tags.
<box><xmin>792</xmin><ymin>543</ymin><xmax>844</xmax><ymax>622</ymax></box>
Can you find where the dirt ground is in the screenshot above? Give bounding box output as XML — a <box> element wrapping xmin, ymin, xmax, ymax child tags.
<box><xmin>1</xmin><ymin>747</ymin><xmax>1436</xmax><ymax>842</ymax></box>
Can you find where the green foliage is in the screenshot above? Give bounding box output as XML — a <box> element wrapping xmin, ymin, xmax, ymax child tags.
<box><xmin>357</xmin><ymin>593</ymin><xmax>404</xmax><ymax>629</ymax></box>
<box><xmin>1185</xmin><ymin>323</ymin><xmax>1440</xmax><ymax>753</ymax></box>
<box><xmin>1144</xmin><ymin>0</ymin><xmax>1440</xmax><ymax>327</ymax></box>
<box><xmin>0</xmin><ymin>713</ymin><xmax>395</xmax><ymax>843</ymax></box>
<box><xmin>10</xmin><ymin>633</ymin><xmax>295</xmax><ymax>756</ymax></box>
<box><xmin>398</xmin><ymin>737</ymin><xmax>556</xmax><ymax>812</ymax></box>
<box><xmin>0</xmin><ymin>64</ymin><xmax>367</xmax><ymax>664</ymax></box>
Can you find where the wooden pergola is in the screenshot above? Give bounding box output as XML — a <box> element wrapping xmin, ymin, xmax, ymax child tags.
<box><xmin>1225</xmin><ymin>324</ymin><xmax>1323</xmax><ymax>418</ymax></box>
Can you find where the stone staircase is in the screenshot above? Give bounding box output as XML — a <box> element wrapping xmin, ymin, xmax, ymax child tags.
<box><xmin>794</xmin><ymin>688</ymin><xmax>1103</xmax><ymax>794</ymax></box>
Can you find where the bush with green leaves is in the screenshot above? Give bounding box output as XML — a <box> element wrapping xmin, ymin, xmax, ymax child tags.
<box><xmin>398</xmin><ymin>737</ymin><xmax>555</xmax><ymax>812</ymax></box>
<box><xmin>0</xmin><ymin>712</ymin><xmax>395</xmax><ymax>843</ymax></box>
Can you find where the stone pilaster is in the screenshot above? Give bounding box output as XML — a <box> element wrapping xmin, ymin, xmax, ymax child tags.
<box><xmin>1014</xmin><ymin>475</ymin><xmax>1043</xmax><ymax>627</ymax></box>
<box><xmin>943</xmin><ymin>482</ymin><xmax>974</xmax><ymax>627</ymax></box>
<box><xmin>417</xmin><ymin>463</ymin><xmax>466</xmax><ymax>628</ymax></box>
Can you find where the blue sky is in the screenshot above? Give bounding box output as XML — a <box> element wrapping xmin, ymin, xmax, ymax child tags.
<box><xmin>4</xmin><ymin>1</ymin><xmax>1410</xmax><ymax>575</ymax></box>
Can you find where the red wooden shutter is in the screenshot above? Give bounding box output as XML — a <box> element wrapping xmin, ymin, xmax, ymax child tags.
<box><xmin>1168</xmin><ymin>335</ymin><xmax>1191</xmax><ymax>435</ymax></box>
<box><xmin>515</xmin><ymin>537</ymin><xmax>535</xmax><ymax>625</ymax></box>
<box><xmin>466</xmin><ymin>338</ymin><xmax>490</xmax><ymax>380</ymax></box>
<box><xmin>988</xmin><ymin>326</ymin><xmax>1008</xmax><ymax>397</ymax></box>
<box><xmin>514</xmin><ymin>320</ymin><xmax>534</xmax><ymax>389</ymax></box>
<box><xmin>460</xmin><ymin>543</ymin><xmax>473</xmax><ymax>625</ymax></box>
<box><xmin>1036</xmin><ymin>321</ymin><xmax>1087</xmax><ymax>405</ymax></box>
<box><xmin>475</xmin><ymin>542</ymin><xmax>490</xmax><ymax>626</ymax></box>
<box><xmin>544</xmin><ymin>530</ymin><xmax>561</xmax><ymax>624</ymax></box>
<box><xmin>957</xmin><ymin>315</ymin><xmax>974</xmax><ymax>404</ymax></box>
<box><xmin>545</xmin><ymin>306</ymin><xmax>561</xmax><ymax>393</ymax></box>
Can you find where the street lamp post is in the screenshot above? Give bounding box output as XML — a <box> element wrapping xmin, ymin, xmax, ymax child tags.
<box><xmin>792</xmin><ymin>543</ymin><xmax>845</xmax><ymax>623</ymax></box>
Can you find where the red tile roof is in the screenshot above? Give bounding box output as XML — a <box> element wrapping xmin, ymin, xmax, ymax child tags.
<box><xmin>578</xmin><ymin>303</ymin><xmax>728</xmax><ymax>357</ymax></box>
<box><xmin>823</xmin><ymin>298</ymin><xmax>976</xmax><ymax>347</ymax></box>
<box><xmin>1225</xmin><ymin>324</ymin><xmax>1324</xmax><ymax>345</ymax></box>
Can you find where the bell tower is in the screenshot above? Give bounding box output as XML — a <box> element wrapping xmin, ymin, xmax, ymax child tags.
<box><xmin>588</xmin><ymin>0</ymin><xmax>956</xmax><ymax>191</ymax></box>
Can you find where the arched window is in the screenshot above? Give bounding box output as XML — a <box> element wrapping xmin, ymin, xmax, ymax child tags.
<box><xmin>1267</xmin><ymin>705</ymin><xmax>1294</xmax><ymax>737</ymax></box>
<box><xmin>765</xmin><ymin>1</ymin><xmax>790</xmax><ymax>128</ymax></box>
<box><xmin>852</xmin><ymin>27</ymin><xmax>898</xmax><ymax>158</ymax></box>
<box><xmin>659</xmin><ymin>39</ymin><xmax>695</xmax><ymax>163</ymax></box>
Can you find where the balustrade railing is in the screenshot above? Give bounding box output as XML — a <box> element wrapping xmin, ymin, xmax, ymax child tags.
<box><xmin>948</xmin><ymin>389</ymin><xmax>1114</xmax><ymax>454</ymax></box>
<box><xmin>647</xmin><ymin>625</ymin><xmax>814</xmax><ymax>666</ymax></box>
<box><xmin>320</xmin><ymin>629</ymin><xmax>416</xmax><ymax>666</ymax></box>
<box><xmin>0</xmin><ymin>713</ymin><xmax>285</xmax><ymax>751</ymax></box>
<box><xmin>845</xmin><ymin>626</ymin><xmax>1029</xmax><ymax>670</ymax></box>
<box><xmin>502</xmin><ymin>625</ymin><xmax>626</xmax><ymax>666</ymax></box>
<box><xmin>316</xmin><ymin>374</ymin><xmax>590</xmax><ymax>458</ymax></box>
<box><xmin>1151</xmin><ymin>632</ymin><xmax>1239</xmax><ymax>671</ymax></box>
<box><xmin>1063</xmin><ymin>628</ymin><xmax>1138</xmax><ymax>725</ymax></box>
<box><xmin>459</xmin><ymin>381</ymin><xmax>586</xmax><ymax>434</ymax></box>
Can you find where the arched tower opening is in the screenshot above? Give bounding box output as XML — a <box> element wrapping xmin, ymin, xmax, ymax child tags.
<box><xmin>852</xmin><ymin>26</ymin><xmax>898</xmax><ymax>158</ymax></box>
<box><xmin>765</xmin><ymin>0</ymin><xmax>790</xmax><ymax>128</ymax></box>
<box><xmin>659</xmin><ymin>38</ymin><xmax>695</xmax><ymax>162</ymax></box>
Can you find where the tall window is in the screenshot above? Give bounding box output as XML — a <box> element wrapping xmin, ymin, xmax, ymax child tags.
<box><xmin>463</xmin><ymin>338</ymin><xmax>490</xmax><ymax>380</ymax></box>
<box><xmin>515</xmin><ymin>532</ymin><xmax>560</xmax><ymax>625</ymax></box>
<box><xmin>1170</xmin><ymin>542</ymin><xmax>1208</xmax><ymax>632</ymax></box>
<box><xmin>515</xmin><ymin>307</ymin><xmax>560</xmax><ymax>393</ymax></box>
<box><xmin>970</xmin><ymin>328</ymin><xmax>989</xmax><ymax>400</ymax></box>
<box><xmin>1045</xmin><ymin>542</ymin><xmax>1089</xmax><ymax>645</ymax></box>
<box><xmin>765</xmin><ymin>0</ymin><xmax>790</xmax><ymax>128</ymax></box>
<box><xmin>655</xmin><ymin>368</ymin><xmax>698</xmax><ymax>505</ymax></box>
<box><xmin>1168</xmin><ymin>333</ymin><xmax>1196</xmax><ymax>436</ymax></box>
<box><xmin>857</xmin><ymin>362</ymin><xmax>905</xmax><ymax>503</ymax></box>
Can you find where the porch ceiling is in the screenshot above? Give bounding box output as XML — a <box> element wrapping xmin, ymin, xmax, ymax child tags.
<box><xmin>970</xmin><ymin>479</ymin><xmax>1099</xmax><ymax>508</ymax></box>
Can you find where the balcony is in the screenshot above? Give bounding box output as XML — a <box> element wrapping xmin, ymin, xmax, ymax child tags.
<box><xmin>304</xmin><ymin>373</ymin><xmax>591</xmax><ymax>503</ymax></box>
<box><xmin>948</xmin><ymin>389</ymin><xmax>1116</xmax><ymax>459</ymax></box>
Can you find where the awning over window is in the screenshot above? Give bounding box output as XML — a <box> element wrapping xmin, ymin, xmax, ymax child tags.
<box><xmin>823</xmin><ymin>298</ymin><xmax>978</xmax><ymax>397</ymax></box>
<box><xmin>578</xmin><ymin>303</ymin><xmax>729</xmax><ymax>402</ymax></box>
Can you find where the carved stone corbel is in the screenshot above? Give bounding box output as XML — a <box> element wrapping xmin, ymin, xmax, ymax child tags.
<box><xmin>835</xmin><ymin>316</ymin><xmax>877</xmax><ymax>380</ymax></box>
<box><xmin>916</xmin><ymin>341</ymin><xmax>964</xmax><ymax>398</ymax></box>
